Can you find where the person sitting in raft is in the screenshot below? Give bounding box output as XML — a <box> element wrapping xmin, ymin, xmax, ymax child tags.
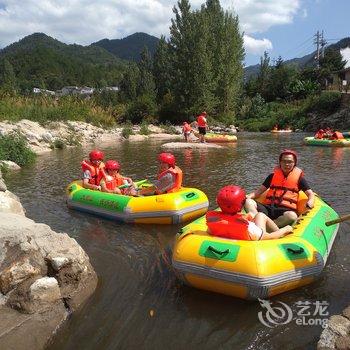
<box><xmin>100</xmin><ymin>160</ymin><xmax>137</xmax><ymax>196</ymax></box>
<box><xmin>139</xmin><ymin>152</ymin><xmax>183</xmax><ymax>196</ymax></box>
<box><xmin>244</xmin><ymin>149</ymin><xmax>315</xmax><ymax>228</ymax></box>
<box><xmin>81</xmin><ymin>149</ymin><xmax>105</xmax><ymax>191</ymax></box>
<box><xmin>273</xmin><ymin>124</ymin><xmax>278</xmax><ymax>131</ymax></box>
<box><xmin>207</xmin><ymin>185</ymin><xmax>293</xmax><ymax>241</ymax></box>
<box><xmin>329</xmin><ymin>131</ymin><xmax>344</xmax><ymax>140</ymax></box>
<box><xmin>182</xmin><ymin>122</ymin><xmax>193</xmax><ymax>142</ymax></box>
<box><xmin>324</xmin><ymin>127</ymin><xmax>333</xmax><ymax>138</ymax></box>
<box><xmin>197</xmin><ymin>111</ymin><xmax>208</xmax><ymax>143</ymax></box>
<box><xmin>314</xmin><ymin>129</ymin><xmax>325</xmax><ymax>139</ymax></box>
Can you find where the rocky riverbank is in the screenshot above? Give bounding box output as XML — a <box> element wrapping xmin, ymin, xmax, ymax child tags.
<box><xmin>0</xmin><ymin>119</ymin><xmax>183</xmax><ymax>154</ymax></box>
<box><xmin>0</xmin><ymin>119</ymin><xmax>238</xmax><ymax>155</ymax></box>
<box><xmin>0</xmin><ymin>168</ymin><xmax>97</xmax><ymax>349</ymax></box>
<box><xmin>317</xmin><ymin>306</ymin><xmax>350</xmax><ymax>349</ymax></box>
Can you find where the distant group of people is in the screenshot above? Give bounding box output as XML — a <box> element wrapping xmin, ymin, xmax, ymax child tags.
<box><xmin>81</xmin><ymin>150</ymin><xmax>183</xmax><ymax>196</ymax></box>
<box><xmin>314</xmin><ymin>127</ymin><xmax>344</xmax><ymax>140</ymax></box>
<box><xmin>182</xmin><ymin>111</ymin><xmax>209</xmax><ymax>143</ymax></box>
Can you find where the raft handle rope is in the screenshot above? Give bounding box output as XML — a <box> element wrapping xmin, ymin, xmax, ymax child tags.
<box><xmin>207</xmin><ymin>246</ymin><xmax>230</xmax><ymax>256</ymax></box>
<box><xmin>287</xmin><ymin>247</ymin><xmax>304</xmax><ymax>255</ymax></box>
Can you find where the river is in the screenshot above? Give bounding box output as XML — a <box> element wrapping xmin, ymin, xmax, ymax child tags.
<box><xmin>5</xmin><ymin>132</ymin><xmax>350</xmax><ymax>350</ymax></box>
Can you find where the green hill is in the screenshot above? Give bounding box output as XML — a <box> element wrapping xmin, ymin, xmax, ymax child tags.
<box><xmin>92</xmin><ymin>32</ymin><xmax>160</xmax><ymax>62</ymax></box>
<box><xmin>0</xmin><ymin>33</ymin><xmax>128</xmax><ymax>92</ymax></box>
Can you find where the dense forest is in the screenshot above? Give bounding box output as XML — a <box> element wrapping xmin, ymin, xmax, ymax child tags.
<box><xmin>0</xmin><ymin>0</ymin><xmax>349</xmax><ymax>130</ymax></box>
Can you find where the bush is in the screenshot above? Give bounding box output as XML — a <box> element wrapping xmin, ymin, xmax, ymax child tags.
<box><xmin>53</xmin><ymin>139</ymin><xmax>65</xmax><ymax>149</ymax></box>
<box><xmin>121</xmin><ymin>121</ymin><xmax>134</xmax><ymax>139</ymax></box>
<box><xmin>139</xmin><ymin>121</ymin><xmax>151</xmax><ymax>135</ymax></box>
<box><xmin>160</xmin><ymin>121</ymin><xmax>178</xmax><ymax>134</ymax></box>
<box><xmin>0</xmin><ymin>131</ymin><xmax>36</xmax><ymax>166</ymax></box>
<box><xmin>305</xmin><ymin>91</ymin><xmax>342</xmax><ymax>113</ymax></box>
<box><xmin>124</xmin><ymin>94</ymin><xmax>157</xmax><ymax>124</ymax></box>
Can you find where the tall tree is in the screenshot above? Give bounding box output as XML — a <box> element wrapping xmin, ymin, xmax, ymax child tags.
<box><xmin>119</xmin><ymin>63</ymin><xmax>140</xmax><ymax>102</ymax></box>
<box><xmin>138</xmin><ymin>46</ymin><xmax>156</xmax><ymax>98</ymax></box>
<box><xmin>215</xmin><ymin>11</ymin><xmax>244</xmax><ymax>117</ymax></box>
<box><xmin>257</xmin><ymin>51</ymin><xmax>271</xmax><ymax>99</ymax></box>
<box><xmin>153</xmin><ymin>36</ymin><xmax>172</xmax><ymax>103</ymax></box>
<box><xmin>169</xmin><ymin>0</ymin><xmax>196</xmax><ymax>115</ymax></box>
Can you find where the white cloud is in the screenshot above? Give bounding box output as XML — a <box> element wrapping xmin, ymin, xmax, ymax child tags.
<box><xmin>0</xmin><ymin>0</ymin><xmax>302</xmax><ymax>50</ymax></box>
<box><xmin>244</xmin><ymin>35</ymin><xmax>273</xmax><ymax>55</ymax></box>
<box><xmin>341</xmin><ymin>47</ymin><xmax>350</xmax><ymax>68</ymax></box>
<box><xmin>229</xmin><ymin>0</ymin><xmax>301</xmax><ymax>33</ymax></box>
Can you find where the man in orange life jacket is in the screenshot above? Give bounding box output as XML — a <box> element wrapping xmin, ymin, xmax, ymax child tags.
<box><xmin>197</xmin><ymin>111</ymin><xmax>208</xmax><ymax>143</ymax></box>
<box><xmin>81</xmin><ymin>150</ymin><xmax>105</xmax><ymax>191</ymax></box>
<box><xmin>100</xmin><ymin>160</ymin><xmax>137</xmax><ymax>196</ymax></box>
<box><xmin>139</xmin><ymin>153</ymin><xmax>183</xmax><ymax>195</ymax></box>
<box><xmin>207</xmin><ymin>185</ymin><xmax>293</xmax><ymax>241</ymax></box>
<box><xmin>245</xmin><ymin>150</ymin><xmax>315</xmax><ymax>227</ymax></box>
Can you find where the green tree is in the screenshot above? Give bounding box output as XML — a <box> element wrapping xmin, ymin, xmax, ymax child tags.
<box><xmin>0</xmin><ymin>58</ymin><xmax>17</xmax><ymax>93</ymax></box>
<box><xmin>138</xmin><ymin>46</ymin><xmax>156</xmax><ymax>97</ymax></box>
<box><xmin>257</xmin><ymin>51</ymin><xmax>271</xmax><ymax>99</ymax></box>
<box><xmin>119</xmin><ymin>63</ymin><xmax>140</xmax><ymax>102</ymax></box>
<box><xmin>153</xmin><ymin>36</ymin><xmax>172</xmax><ymax>103</ymax></box>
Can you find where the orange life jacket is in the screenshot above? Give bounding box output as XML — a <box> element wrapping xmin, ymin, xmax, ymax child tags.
<box><xmin>264</xmin><ymin>166</ymin><xmax>303</xmax><ymax>210</ymax></box>
<box><xmin>330</xmin><ymin>131</ymin><xmax>344</xmax><ymax>140</ymax></box>
<box><xmin>315</xmin><ymin>131</ymin><xmax>325</xmax><ymax>139</ymax></box>
<box><xmin>102</xmin><ymin>173</ymin><xmax>124</xmax><ymax>191</ymax></box>
<box><xmin>183</xmin><ymin>123</ymin><xmax>192</xmax><ymax>132</ymax></box>
<box><xmin>81</xmin><ymin>160</ymin><xmax>105</xmax><ymax>186</ymax></box>
<box><xmin>206</xmin><ymin>211</ymin><xmax>253</xmax><ymax>240</ymax></box>
<box><xmin>197</xmin><ymin>115</ymin><xmax>207</xmax><ymax>128</ymax></box>
<box><xmin>157</xmin><ymin>166</ymin><xmax>183</xmax><ymax>193</ymax></box>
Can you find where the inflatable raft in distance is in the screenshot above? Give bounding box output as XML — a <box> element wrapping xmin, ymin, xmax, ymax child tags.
<box><xmin>172</xmin><ymin>192</ymin><xmax>339</xmax><ymax>299</ymax></box>
<box><xmin>304</xmin><ymin>136</ymin><xmax>350</xmax><ymax>147</ymax></box>
<box><xmin>66</xmin><ymin>180</ymin><xmax>209</xmax><ymax>224</ymax></box>
<box><xmin>271</xmin><ymin>129</ymin><xmax>292</xmax><ymax>133</ymax></box>
<box><xmin>204</xmin><ymin>132</ymin><xmax>237</xmax><ymax>143</ymax></box>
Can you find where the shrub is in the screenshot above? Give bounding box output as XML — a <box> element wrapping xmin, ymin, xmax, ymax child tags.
<box><xmin>53</xmin><ymin>139</ymin><xmax>65</xmax><ymax>149</ymax></box>
<box><xmin>0</xmin><ymin>131</ymin><xmax>36</xmax><ymax>166</ymax></box>
<box><xmin>160</xmin><ymin>121</ymin><xmax>178</xmax><ymax>134</ymax></box>
<box><xmin>139</xmin><ymin>121</ymin><xmax>151</xmax><ymax>135</ymax></box>
<box><xmin>121</xmin><ymin>121</ymin><xmax>134</xmax><ymax>139</ymax></box>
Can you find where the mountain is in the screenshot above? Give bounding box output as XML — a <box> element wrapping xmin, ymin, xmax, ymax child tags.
<box><xmin>92</xmin><ymin>32</ymin><xmax>160</xmax><ymax>62</ymax></box>
<box><xmin>244</xmin><ymin>37</ymin><xmax>350</xmax><ymax>80</ymax></box>
<box><xmin>0</xmin><ymin>33</ymin><xmax>128</xmax><ymax>91</ymax></box>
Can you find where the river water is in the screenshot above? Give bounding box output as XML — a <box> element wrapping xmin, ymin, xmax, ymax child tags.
<box><xmin>5</xmin><ymin>132</ymin><xmax>350</xmax><ymax>350</ymax></box>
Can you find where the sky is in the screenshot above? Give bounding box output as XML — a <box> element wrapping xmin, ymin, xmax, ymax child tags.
<box><xmin>0</xmin><ymin>0</ymin><xmax>349</xmax><ymax>67</ymax></box>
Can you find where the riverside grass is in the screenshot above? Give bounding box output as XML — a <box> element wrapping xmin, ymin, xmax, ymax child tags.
<box><xmin>0</xmin><ymin>94</ymin><xmax>116</xmax><ymax>127</ymax></box>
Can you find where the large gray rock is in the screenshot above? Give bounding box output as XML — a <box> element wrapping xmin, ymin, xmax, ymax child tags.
<box><xmin>0</xmin><ymin>191</ymin><xmax>25</xmax><ymax>215</ymax></box>
<box><xmin>0</xmin><ymin>212</ymin><xmax>97</xmax><ymax>349</ymax></box>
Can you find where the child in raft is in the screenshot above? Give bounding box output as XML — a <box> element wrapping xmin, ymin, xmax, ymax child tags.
<box><xmin>206</xmin><ymin>185</ymin><xmax>293</xmax><ymax>241</ymax></box>
<box><xmin>100</xmin><ymin>160</ymin><xmax>138</xmax><ymax>196</ymax></box>
<box><xmin>81</xmin><ymin>149</ymin><xmax>105</xmax><ymax>191</ymax></box>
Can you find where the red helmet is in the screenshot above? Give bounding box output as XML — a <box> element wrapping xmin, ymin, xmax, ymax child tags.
<box><xmin>216</xmin><ymin>185</ymin><xmax>246</xmax><ymax>214</ymax></box>
<box><xmin>89</xmin><ymin>150</ymin><xmax>104</xmax><ymax>161</ymax></box>
<box><xmin>105</xmin><ymin>160</ymin><xmax>120</xmax><ymax>171</ymax></box>
<box><xmin>279</xmin><ymin>149</ymin><xmax>297</xmax><ymax>165</ymax></box>
<box><xmin>158</xmin><ymin>152</ymin><xmax>175</xmax><ymax>167</ymax></box>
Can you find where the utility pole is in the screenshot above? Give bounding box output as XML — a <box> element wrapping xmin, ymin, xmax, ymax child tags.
<box><xmin>320</xmin><ymin>30</ymin><xmax>327</xmax><ymax>58</ymax></box>
<box><xmin>314</xmin><ymin>30</ymin><xmax>320</xmax><ymax>68</ymax></box>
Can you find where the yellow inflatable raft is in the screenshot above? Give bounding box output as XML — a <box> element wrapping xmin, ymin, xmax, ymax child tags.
<box><xmin>67</xmin><ymin>180</ymin><xmax>209</xmax><ymax>224</ymax></box>
<box><xmin>172</xmin><ymin>193</ymin><xmax>339</xmax><ymax>299</ymax></box>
